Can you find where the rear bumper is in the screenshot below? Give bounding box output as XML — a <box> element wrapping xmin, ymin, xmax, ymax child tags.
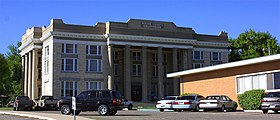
<box><xmin>156</xmin><ymin>104</ymin><xmax>172</xmax><ymax>109</ymax></box>
<box><xmin>199</xmin><ymin>104</ymin><xmax>220</xmax><ymax>109</ymax></box>
<box><xmin>261</xmin><ymin>104</ymin><xmax>280</xmax><ymax>110</ymax></box>
<box><xmin>172</xmin><ymin>105</ymin><xmax>193</xmax><ymax>109</ymax></box>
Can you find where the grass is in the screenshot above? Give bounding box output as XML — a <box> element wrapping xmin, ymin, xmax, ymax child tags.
<box><xmin>138</xmin><ymin>106</ymin><xmax>157</xmax><ymax>109</ymax></box>
<box><xmin>0</xmin><ymin>107</ymin><xmax>13</xmax><ymax>111</ymax></box>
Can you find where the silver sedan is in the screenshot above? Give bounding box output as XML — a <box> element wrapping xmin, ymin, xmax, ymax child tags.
<box><xmin>199</xmin><ymin>95</ymin><xmax>237</xmax><ymax>112</ymax></box>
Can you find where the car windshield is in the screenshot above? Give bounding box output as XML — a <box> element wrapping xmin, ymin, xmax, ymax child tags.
<box><xmin>112</xmin><ymin>91</ymin><xmax>122</xmax><ymax>99</ymax></box>
<box><xmin>206</xmin><ymin>96</ymin><xmax>220</xmax><ymax>100</ymax></box>
<box><xmin>17</xmin><ymin>96</ymin><xmax>29</xmax><ymax>100</ymax></box>
<box><xmin>179</xmin><ymin>96</ymin><xmax>195</xmax><ymax>100</ymax></box>
<box><xmin>265</xmin><ymin>92</ymin><xmax>280</xmax><ymax>97</ymax></box>
<box><xmin>163</xmin><ymin>96</ymin><xmax>177</xmax><ymax>100</ymax></box>
<box><xmin>42</xmin><ymin>96</ymin><xmax>53</xmax><ymax>100</ymax></box>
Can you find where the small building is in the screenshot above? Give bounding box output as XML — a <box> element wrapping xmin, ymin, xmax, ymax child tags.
<box><xmin>167</xmin><ymin>54</ymin><xmax>280</xmax><ymax>105</ymax></box>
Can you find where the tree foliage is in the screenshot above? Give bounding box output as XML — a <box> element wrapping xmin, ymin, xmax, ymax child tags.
<box><xmin>229</xmin><ymin>29</ymin><xmax>280</xmax><ymax>62</ymax></box>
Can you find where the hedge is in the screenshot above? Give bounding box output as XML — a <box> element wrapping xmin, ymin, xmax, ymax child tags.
<box><xmin>237</xmin><ymin>89</ymin><xmax>265</xmax><ymax>110</ymax></box>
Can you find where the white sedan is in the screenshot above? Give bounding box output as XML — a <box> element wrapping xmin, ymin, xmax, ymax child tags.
<box><xmin>199</xmin><ymin>95</ymin><xmax>237</xmax><ymax>112</ymax></box>
<box><xmin>172</xmin><ymin>94</ymin><xmax>205</xmax><ymax>112</ymax></box>
<box><xmin>156</xmin><ymin>96</ymin><xmax>180</xmax><ymax>112</ymax></box>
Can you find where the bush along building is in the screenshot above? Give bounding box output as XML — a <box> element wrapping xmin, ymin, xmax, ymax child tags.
<box><xmin>19</xmin><ymin>19</ymin><xmax>229</xmax><ymax>101</ymax></box>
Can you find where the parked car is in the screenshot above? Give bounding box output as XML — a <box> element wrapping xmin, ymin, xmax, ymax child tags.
<box><xmin>34</xmin><ymin>96</ymin><xmax>59</xmax><ymax>110</ymax></box>
<box><xmin>13</xmin><ymin>96</ymin><xmax>34</xmax><ymax>111</ymax></box>
<box><xmin>57</xmin><ymin>90</ymin><xmax>123</xmax><ymax>116</ymax></box>
<box><xmin>173</xmin><ymin>94</ymin><xmax>205</xmax><ymax>112</ymax></box>
<box><xmin>122</xmin><ymin>98</ymin><xmax>133</xmax><ymax>110</ymax></box>
<box><xmin>156</xmin><ymin>96</ymin><xmax>180</xmax><ymax>112</ymax></box>
<box><xmin>260</xmin><ymin>92</ymin><xmax>280</xmax><ymax>114</ymax></box>
<box><xmin>199</xmin><ymin>95</ymin><xmax>237</xmax><ymax>112</ymax></box>
<box><xmin>6</xmin><ymin>101</ymin><xmax>14</xmax><ymax>107</ymax></box>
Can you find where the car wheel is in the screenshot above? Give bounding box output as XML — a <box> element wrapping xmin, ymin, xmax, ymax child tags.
<box><xmin>72</xmin><ymin>110</ymin><xmax>81</xmax><ymax>115</ymax></box>
<box><xmin>61</xmin><ymin>105</ymin><xmax>71</xmax><ymax>115</ymax></box>
<box><xmin>262</xmin><ymin>110</ymin><xmax>268</xmax><ymax>114</ymax></box>
<box><xmin>203</xmin><ymin>109</ymin><xmax>207</xmax><ymax>112</ymax></box>
<box><xmin>232</xmin><ymin>105</ymin><xmax>237</xmax><ymax>112</ymax></box>
<box><xmin>159</xmin><ymin>109</ymin><xmax>164</xmax><ymax>112</ymax></box>
<box><xmin>13</xmin><ymin>107</ymin><xmax>16</xmax><ymax>111</ymax></box>
<box><xmin>173</xmin><ymin>109</ymin><xmax>177</xmax><ymax>112</ymax></box>
<box><xmin>194</xmin><ymin>105</ymin><xmax>199</xmax><ymax>112</ymax></box>
<box><xmin>128</xmin><ymin>104</ymin><xmax>133</xmax><ymax>110</ymax></box>
<box><xmin>273</xmin><ymin>110</ymin><xmax>278</xmax><ymax>113</ymax></box>
<box><xmin>219</xmin><ymin>105</ymin><xmax>225</xmax><ymax>112</ymax></box>
<box><xmin>98</xmin><ymin>105</ymin><xmax>109</xmax><ymax>116</ymax></box>
<box><xmin>108</xmin><ymin>110</ymin><xmax>117</xmax><ymax>115</ymax></box>
<box><xmin>177</xmin><ymin>109</ymin><xmax>182</xmax><ymax>112</ymax></box>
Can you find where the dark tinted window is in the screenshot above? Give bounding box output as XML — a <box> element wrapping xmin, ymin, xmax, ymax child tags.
<box><xmin>163</xmin><ymin>96</ymin><xmax>177</xmax><ymax>100</ymax></box>
<box><xmin>101</xmin><ymin>91</ymin><xmax>111</xmax><ymax>98</ymax></box>
<box><xmin>197</xmin><ymin>96</ymin><xmax>205</xmax><ymax>101</ymax></box>
<box><xmin>206</xmin><ymin>96</ymin><xmax>220</xmax><ymax>100</ymax></box>
<box><xmin>89</xmin><ymin>91</ymin><xmax>97</xmax><ymax>99</ymax></box>
<box><xmin>112</xmin><ymin>91</ymin><xmax>122</xmax><ymax>99</ymax></box>
<box><xmin>41</xmin><ymin>96</ymin><xmax>53</xmax><ymax>100</ymax></box>
<box><xmin>17</xmin><ymin>96</ymin><xmax>29</xmax><ymax>100</ymax></box>
<box><xmin>265</xmin><ymin>92</ymin><xmax>280</xmax><ymax>97</ymax></box>
<box><xmin>77</xmin><ymin>91</ymin><xmax>88</xmax><ymax>100</ymax></box>
<box><xmin>179</xmin><ymin>96</ymin><xmax>195</xmax><ymax>100</ymax></box>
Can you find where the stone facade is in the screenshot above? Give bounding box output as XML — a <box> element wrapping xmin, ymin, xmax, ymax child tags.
<box><xmin>19</xmin><ymin>18</ymin><xmax>229</xmax><ymax>101</ymax></box>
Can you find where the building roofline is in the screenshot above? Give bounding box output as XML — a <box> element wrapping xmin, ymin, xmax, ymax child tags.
<box><xmin>167</xmin><ymin>54</ymin><xmax>280</xmax><ymax>78</ymax></box>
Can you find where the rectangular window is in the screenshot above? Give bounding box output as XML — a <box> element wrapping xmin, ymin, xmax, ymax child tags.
<box><xmin>86</xmin><ymin>45</ymin><xmax>102</xmax><ymax>55</ymax></box>
<box><xmin>86</xmin><ymin>59</ymin><xmax>102</xmax><ymax>72</ymax></box>
<box><xmin>61</xmin><ymin>58</ymin><xmax>78</xmax><ymax>72</ymax></box>
<box><xmin>274</xmin><ymin>72</ymin><xmax>280</xmax><ymax>89</ymax></box>
<box><xmin>61</xmin><ymin>81</ymin><xmax>78</xmax><ymax>97</ymax></box>
<box><xmin>163</xmin><ymin>66</ymin><xmax>167</xmax><ymax>76</ymax></box>
<box><xmin>132</xmin><ymin>64</ymin><xmax>141</xmax><ymax>76</ymax></box>
<box><xmin>192</xmin><ymin>63</ymin><xmax>203</xmax><ymax>69</ymax></box>
<box><xmin>114</xmin><ymin>64</ymin><xmax>119</xmax><ymax>76</ymax></box>
<box><xmin>237</xmin><ymin>74</ymin><xmax>270</xmax><ymax>93</ymax></box>
<box><xmin>192</xmin><ymin>51</ymin><xmax>203</xmax><ymax>60</ymax></box>
<box><xmin>152</xmin><ymin>65</ymin><xmax>158</xmax><ymax>77</ymax></box>
<box><xmin>44</xmin><ymin>46</ymin><xmax>49</xmax><ymax>74</ymax></box>
<box><xmin>163</xmin><ymin>54</ymin><xmax>167</xmax><ymax>63</ymax></box>
<box><xmin>86</xmin><ymin>81</ymin><xmax>102</xmax><ymax>90</ymax></box>
<box><xmin>133</xmin><ymin>52</ymin><xmax>141</xmax><ymax>61</ymax></box>
<box><xmin>152</xmin><ymin>53</ymin><xmax>158</xmax><ymax>62</ymax></box>
<box><xmin>211</xmin><ymin>52</ymin><xmax>222</xmax><ymax>61</ymax></box>
<box><xmin>62</xmin><ymin>44</ymin><xmax>77</xmax><ymax>54</ymax></box>
<box><xmin>113</xmin><ymin>51</ymin><xmax>118</xmax><ymax>60</ymax></box>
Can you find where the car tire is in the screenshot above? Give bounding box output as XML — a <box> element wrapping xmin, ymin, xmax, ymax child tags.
<box><xmin>98</xmin><ymin>105</ymin><xmax>109</xmax><ymax>116</ymax></box>
<box><xmin>262</xmin><ymin>110</ymin><xmax>268</xmax><ymax>114</ymax></box>
<box><xmin>159</xmin><ymin>109</ymin><xmax>164</xmax><ymax>112</ymax></box>
<box><xmin>232</xmin><ymin>105</ymin><xmax>237</xmax><ymax>112</ymax></box>
<box><xmin>128</xmin><ymin>104</ymin><xmax>133</xmax><ymax>110</ymax></box>
<box><xmin>61</xmin><ymin>105</ymin><xmax>71</xmax><ymax>115</ymax></box>
<box><xmin>177</xmin><ymin>109</ymin><xmax>182</xmax><ymax>112</ymax></box>
<box><xmin>194</xmin><ymin>105</ymin><xmax>199</xmax><ymax>112</ymax></box>
<box><xmin>273</xmin><ymin>110</ymin><xmax>278</xmax><ymax>113</ymax></box>
<box><xmin>108</xmin><ymin>110</ymin><xmax>117</xmax><ymax>115</ymax></box>
<box><xmin>219</xmin><ymin>105</ymin><xmax>225</xmax><ymax>112</ymax></box>
<box><xmin>13</xmin><ymin>107</ymin><xmax>16</xmax><ymax>111</ymax></box>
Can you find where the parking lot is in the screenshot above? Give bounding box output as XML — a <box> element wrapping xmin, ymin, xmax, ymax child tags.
<box><xmin>2</xmin><ymin>110</ymin><xmax>280</xmax><ymax>120</ymax></box>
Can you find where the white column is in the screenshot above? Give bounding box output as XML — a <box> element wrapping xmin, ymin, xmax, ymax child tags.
<box><xmin>32</xmin><ymin>49</ymin><xmax>38</xmax><ymax>99</ymax></box>
<box><xmin>172</xmin><ymin>48</ymin><xmax>179</xmax><ymax>95</ymax></box>
<box><xmin>142</xmin><ymin>46</ymin><xmax>148</xmax><ymax>102</ymax></box>
<box><xmin>124</xmin><ymin>45</ymin><xmax>131</xmax><ymax>100</ymax></box>
<box><xmin>24</xmin><ymin>54</ymin><xmax>28</xmax><ymax>96</ymax></box>
<box><xmin>28</xmin><ymin>52</ymin><xmax>32</xmax><ymax>98</ymax></box>
<box><xmin>107</xmin><ymin>45</ymin><xmax>113</xmax><ymax>90</ymax></box>
<box><xmin>157</xmin><ymin>47</ymin><xmax>164</xmax><ymax>99</ymax></box>
<box><xmin>21</xmin><ymin>56</ymin><xmax>25</xmax><ymax>95</ymax></box>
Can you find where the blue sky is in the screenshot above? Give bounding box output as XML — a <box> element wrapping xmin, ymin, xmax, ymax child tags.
<box><xmin>0</xmin><ymin>0</ymin><xmax>279</xmax><ymax>54</ymax></box>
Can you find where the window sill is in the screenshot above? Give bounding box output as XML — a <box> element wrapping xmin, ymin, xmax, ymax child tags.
<box><xmin>61</xmin><ymin>71</ymin><xmax>79</xmax><ymax>73</ymax></box>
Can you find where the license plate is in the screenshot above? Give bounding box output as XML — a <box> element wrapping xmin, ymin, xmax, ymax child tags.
<box><xmin>270</xmin><ymin>106</ymin><xmax>276</xmax><ymax>108</ymax></box>
<box><xmin>179</xmin><ymin>102</ymin><xmax>184</xmax><ymax>105</ymax></box>
<box><xmin>161</xmin><ymin>105</ymin><xmax>165</xmax><ymax>107</ymax></box>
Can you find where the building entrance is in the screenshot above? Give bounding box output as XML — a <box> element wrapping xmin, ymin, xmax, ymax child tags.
<box><xmin>131</xmin><ymin>85</ymin><xmax>142</xmax><ymax>101</ymax></box>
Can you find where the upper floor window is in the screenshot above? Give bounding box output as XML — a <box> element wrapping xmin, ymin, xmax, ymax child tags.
<box><xmin>61</xmin><ymin>81</ymin><xmax>78</xmax><ymax>97</ymax></box>
<box><xmin>152</xmin><ymin>53</ymin><xmax>158</xmax><ymax>62</ymax></box>
<box><xmin>163</xmin><ymin>54</ymin><xmax>167</xmax><ymax>63</ymax></box>
<box><xmin>86</xmin><ymin>59</ymin><xmax>102</xmax><ymax>72</ymax></box>
<box><xmin>45</xmin><ymin>46</ymin><xmax>49</xmax><ymax>58</ymax></box>
<box><xmin>133</xmin><ymin>52</ymin><xmax>141</xmax><ymax>61</ymax></box>
<box><xmin>113</xmin><ymin>51</ymin><xmax>118</xmax><ymax>60</ymax></box>
<box><xmin>152</xmin><ymin>65</ymin><xmax>158</xmax><ymax>77</ymax></box>
<box><xmin>61</xmin><ymin>58</ymin><xmax>78</xmax><ymax>72</ymax></box>
<box><xmin>193</xmin><ymin>51</ymin><xmax>203</xmax><ymax>60</ymax></box>
<box><xmin>133</xmin><ymin>64</ymin><xmax>142</xmax><ymax>76</ymax></box>
<box><xmin>86</xmin><ymin>81</ymin><xmax>102</xmax><ymax>90</ymax></box>
<box><xmin>211</xmin><ymin>52</ymin><xmax>222</xmax><ymax>61</ymax></box>
<box><xmin>114</xmin><ymin>64</ymin><xmax>119</xmax><ymax>76</ymax></box>
<box><xmin>44</xmin><ymin>46</ymin><xmax>49</xmax><ymax>74</ymax></box>
<box><xmin>62</xmin><ymin>44</ymin><xmax>78</xmax><ymax>54</ymax></box>
<box><xmin>86</xmin><ymin>45</ymin><xmax>101</xmax><ymax>55</ymax></box>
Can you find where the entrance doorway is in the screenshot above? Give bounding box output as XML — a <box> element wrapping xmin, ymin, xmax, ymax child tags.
<box><xmin>131</xmin><ymin>85</ymin><xmax>142</xmax><ymax>101</ymax></box>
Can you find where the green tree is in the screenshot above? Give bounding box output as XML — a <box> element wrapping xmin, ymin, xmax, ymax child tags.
<box><xmin>0</xmin><ymin>53</ymin><xmax>10</xmax><ymax>95</ymax></box>
<box><xmin>6</xmin><ymin>41</ymin><xmax>22</xmax><ymax>96</ymax></box>
<box><xmin>229</xmin><ymin>29</ymin><xmax>280</xmax><ymax>62</ymax></box>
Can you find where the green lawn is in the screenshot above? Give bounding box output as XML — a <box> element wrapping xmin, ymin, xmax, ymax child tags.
<box><xmin>0</xmin><ymin>107</ymin><xmax>13</xmax><ymax>111</ymax></box>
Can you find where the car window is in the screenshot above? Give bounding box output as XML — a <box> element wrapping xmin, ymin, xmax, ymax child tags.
<box><xmin>221</xmin><ymin>96</ymin><xmax>227</xmax><ymax>101</ymax></box>
<box><xmin>77</xmin><ymin>91</ymin><xmax>88</xmax><ymax>100</ymax></box>
<box><xmin>101</xmin><ymin>91</ymin><xmax>111</xmax><ymax>98</ymax></box>
<box><xmin>42</xmin><ymin>96</ymin><xmax>53</xmax><ymax>100</ymax></box>
<box><xmin>197</xmin><ymin>96</ymin><xmax>205</xmax><ymax>101</ymax></box>
<box><xmin>179</xmin><ymin>96</ymin><xmax>195</xmax><ymax>100</ymax></box>
<box><xmin>88</xmin><ymin>91</ymin><xmax>96</xmax><ymax>100</ymax></box>
<box><xmin>17</xmin><ymin>96</ymin><xmax>29</xmax><ymax>100</ymax></box>
<box><xmin>265</xmin><ymin>92</ymin><xmax>280</xmax><ymax>97</ymax></box>
<box><xmin>112</xmin><ymin>91</ymin><xmax>122</xmax><ymax>99</ymax></box>
<box><xmin>163</xmin><ymin>96</ymin><xmax>177</xmax><ymax>100</ymax></box>
<box><xmin>225</xmin><ymin>96</ymin><xmax>232</xmax><ymax>101</ymax></box>
<box><xmin>206</xmin><ymin>96</ymin><xmax>220</xmax><ymax>100</ymax></box>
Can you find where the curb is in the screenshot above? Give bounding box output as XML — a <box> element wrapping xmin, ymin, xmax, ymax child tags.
<box><xmin>137</xmin><ymin>109</ymin><xmax>159</xmax><ymax>112</ymax></box>
<box><xmin>243</xmin><ymin>110</ymin><xmax>262</xmax><ymax>113</ymax></box>
<box><xmin>0</xmin><ymin>111</ymin><xmax>56</xmax><ymax>120</ymax></box>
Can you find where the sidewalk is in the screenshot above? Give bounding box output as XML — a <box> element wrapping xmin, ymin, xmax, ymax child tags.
<box><xmin>0</xmin><ymin>111</ymin><xmax>92</xmax><ymax>120</ymax></box>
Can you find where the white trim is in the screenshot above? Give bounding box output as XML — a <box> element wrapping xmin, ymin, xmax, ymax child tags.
<box><xmin>195</xmin><ymin>41</ymin><xmax>231</xmax><ymax>47</ymax></box>
<box><xmin>108</xmin><ymin>40</ymin><xmax>193</xmax><ymax>49</ymax></box>
<box><xmin>52</xmin><ymin>31</ymin><xmax>105</xmax><ymax>40</ymax></box>
<box><xmin>236</xmin><ymin>70</ymin><xmax>280</xmax><ymax>78</ymax></box>
<box><xmin>167</xmin><ymin>54</ymin><xmax>280</xmax><ymax>78</ymax></box>
<box><xmin>54</xmin><ymin>39</ymin><xmax>106</xmax><ymax>45</ymax></box>
<box><xmin>193</xmin><ymin>48</ymin><xmax>228</xmax><ymax>52</ymax></box>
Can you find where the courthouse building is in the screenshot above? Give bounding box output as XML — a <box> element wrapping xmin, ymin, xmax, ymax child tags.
<box><xmin>19</xmin><ymin>19</ymin><xmax>229</xmax><ymax>101</ymax></box>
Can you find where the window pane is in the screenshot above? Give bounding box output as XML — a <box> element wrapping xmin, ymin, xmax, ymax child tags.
<box><xmin>274</xmin><ymin>72</ymin><xmax>280</xmax><ymax>89</ymax></box>
<box><xmin>90</xmin><ymin>45</ymin><xmax>97</xmax><ymax>54</ymax></box>
<box><xmin>66</xmin><ymin>44</ymin><xmax>73</xmax><ymax>53</ymax></box>
<box><xmin>66</xmin><ymin>59</ymin><xmax>73</xmax><ymax>71</ymax></box>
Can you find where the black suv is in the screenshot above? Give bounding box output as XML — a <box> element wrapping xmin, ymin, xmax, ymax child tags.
<box><xmin>57</xmin><ymin>90</ymin><xmax>123</xmax><ymax>116</ymax></box>
<box><xmin>260</xmin><ymin>92</ymin><xmax>280</xmax><ymax>114</ymax></box>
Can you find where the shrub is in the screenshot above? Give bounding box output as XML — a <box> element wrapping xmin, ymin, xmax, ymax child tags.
<box><xmin>237</xmin><ymin>89</ymin><xmax>265</xmax><ymax>110</ymax></box>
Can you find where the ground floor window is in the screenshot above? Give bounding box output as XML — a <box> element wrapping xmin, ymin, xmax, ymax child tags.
<box><xmin>237</xmin><ymin>72</ymin><xmax>280</xmax><ymax>93</ymax></box>
<box><xmin>86</xmin><ymin>81</ymin><xmax>102</xmax><ymax>90</ymax></box>
<box><xmin>61</xmin><ymin>81</ymin><xmax>78</xmax><ymax>97</ymax></box>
